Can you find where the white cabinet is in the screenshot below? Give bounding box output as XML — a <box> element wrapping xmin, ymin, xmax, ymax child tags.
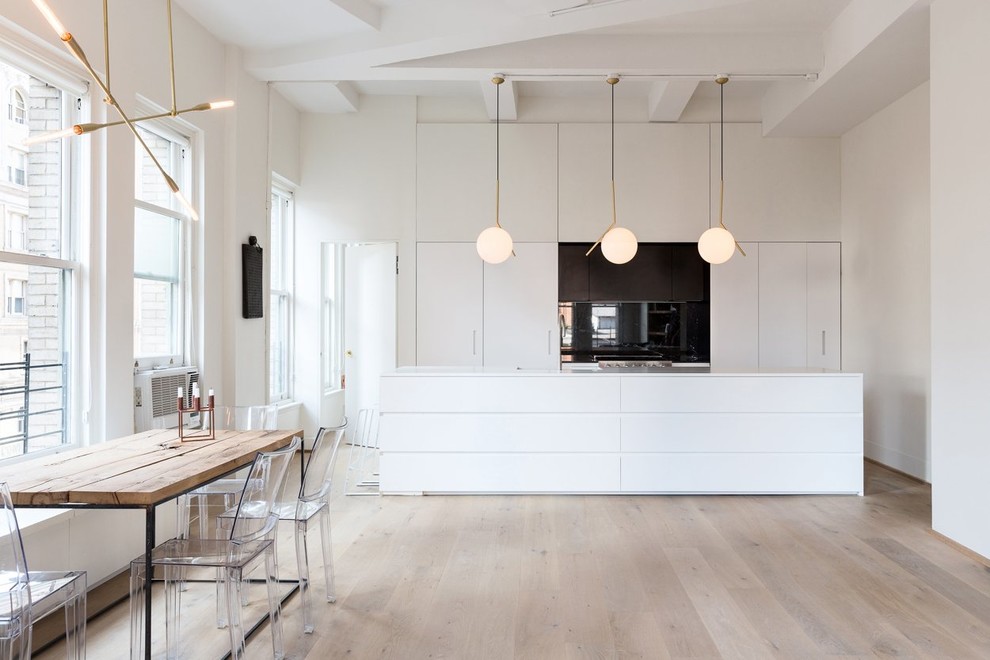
<box><xmin>416</xmin><ymin>243</ymin><xmax>483</xmax><ymax>366</ymax></box>
<box><xmin>710</xmin><ymin>242</ymin><xmax>841</xmax><ymax>370</ymax></box>
<box><xmin>807</xmin><ymin>243</ymin><xmax>841</xmax><ymax>369</ymax></box>
<box><xmin>711</xmin><ymin>242</ymin><xmax>759</xmax><ymax>370</ymax></box>
<box><xmin>558</xmin><ymin>124</ymin><xmax>710</xmax><ymax>242</ymax></box>
<box><xmin>417</xmin><ymin>124</ymin><xmax>558</xmax><ymax>242</ymax></box>
<box><xmin>484</xmin><ymin>243</ymin><xmax>559</xmax><ymax>369</ymax></box>
<box><xmin>711</xmin><ymin>124</ymin><xmax>840</xmax><ymax>242</ymax></box>
<box><xmin>416</xmin><ymin>242</ymin><xmax>559</xmax><ymax>368</ymax></box>
<box><xmin>759</xmin><ymin>243</ymin><xmax>809</xmax><ymax>369</ymax></box>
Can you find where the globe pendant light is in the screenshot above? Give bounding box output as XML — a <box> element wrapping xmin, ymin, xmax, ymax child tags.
<box><xmin>586</xmin><ymin>75</ymin><xmax>638</xmax><ymax>265</ymax></box>
<box><xmin>476</xmin><ymin>75</ymin><xmax>514</xmax><ymax>264</ymax></box>
<box><xmin>698</xmin><ymin>75</ymin><xmax>746</xmax><ymax>265</ymax></box>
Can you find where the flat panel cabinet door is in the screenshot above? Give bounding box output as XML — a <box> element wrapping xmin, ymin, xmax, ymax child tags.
<box><xmin>759</xmin><ymin>243</ymin><xmax>808</xmax><ymax>369</ymax></box>
<box><xmin>710</xmin><ymin>242</ymin><xmax>759</xmax><ymax>370</ymax></box>
<box><xmin>558</xmin><ymin>244</ymin><xmax>590</xmax><ymax>301</ymax></box>
<box><xmin>558</xmin><ymin>124</ymin><xmax>709</xmax><ymax>242</ymax></box>
<box><xmin>589</xmin><ymin>244</ymin><xmax>672</xmax><ymax>301</ymax></box>
<box><xmin>484</xmin><ymin>243</ymin><xmax>560</xmax><ymax>369</ymax></box>
<box><xmin>416</xmin><ymin>243</ymin><xmax>483</xmax><ymax>366</ymax></box>
<box><xmin>807</xmin><ymin>242</ymin><xmax>841</xmax><ymax>369</ymax></box>
<box><xmin>417</xmin><ymin>124</ymin><xmax>557</xmax><ymax>242</ymax></box>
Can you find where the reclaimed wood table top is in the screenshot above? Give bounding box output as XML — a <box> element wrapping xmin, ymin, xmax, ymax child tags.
<box><xmin>0</xmin><ymin>428</ymin><xmax>302</xmax><ymax>507</ymax></box>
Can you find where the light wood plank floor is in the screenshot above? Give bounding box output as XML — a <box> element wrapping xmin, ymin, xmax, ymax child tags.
<box><xmin>37</xmin><ymin>454</ymin><xmax>990</xmax><ymax>659</ymax></box>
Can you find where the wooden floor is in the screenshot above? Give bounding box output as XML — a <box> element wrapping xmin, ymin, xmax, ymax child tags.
<box><xmin>37</xmin><ymin>455</ymin><xmax>990</xmax><ymax>659</ymax></box>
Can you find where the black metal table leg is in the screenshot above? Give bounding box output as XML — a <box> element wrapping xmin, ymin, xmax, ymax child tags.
<box><xmin>145</xmin><ymin>506</ymin><xmax>155</xmax><ymax>660</ymax></box>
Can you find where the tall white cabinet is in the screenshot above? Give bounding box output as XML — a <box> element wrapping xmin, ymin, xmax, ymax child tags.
<box><xmin>416</xmin><ymin>242</ymin><xmax>559</xmax><ymax>369</ymax></box>
<box><xmin>712</xmin><ymin>242</ymin><xmax>841</xmax><ymax>371</ymax></box>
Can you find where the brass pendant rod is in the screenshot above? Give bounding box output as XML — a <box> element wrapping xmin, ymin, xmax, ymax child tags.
<box><xmin>495</xmin><ymin>77</ymin><xmax>500</xmax><ymax>229</ymax></box>
<box><xmin>586</xmin><ymin>76</ymin><xmax>620</xmax><ymax>257</ymax></box>
<box><xmin>167</xmin><ymin>0</ymin><xmax>177</xmax><ymax>115</ymax></box>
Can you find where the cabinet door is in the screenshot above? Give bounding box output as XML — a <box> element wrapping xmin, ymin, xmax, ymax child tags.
<box><xmin>589</xmin><ymin>244</ymin><xmax>672</xmax><ymax>301</ymax></box>
<box><xmin>711</xmin><ymin>124</ymin><xmax>840</xmax><ymax>242</ymax></box>
<box><xmin>807</xmin><ymin>243</ymin><xmax>841</xmax><ymax>369</ymax></box>
<box><xmin>559</xmin><ymin>124</ymin><xmax>710</xmax><ymax>242</ymax></box>
<box><xmin>417</xmin><ymin>124</ymin><xmax>557</xmax><ymax>242</ymax></box>
<box><xmin>484</xmin><ymin>243</ymin><xmax>560</xmax><ymax>369</ymax></box>
<box><xmin>416</xmin><ymin>243</ymin><xmax>483</xmax><ymax>366</ymax></box>
<box><xmin>558</xmin><ymin>244</ymin><xmax>590</xmax><ymax>301</ymax></box>
<box><xmin>759</xmin><ymin>243</ymin><xmax>808</xmax><ymax>369</ymax></box>
<box><xmin>710</xmin><ymin>243</ymin><xmax>759</xmax><ymax>370</ymax></box>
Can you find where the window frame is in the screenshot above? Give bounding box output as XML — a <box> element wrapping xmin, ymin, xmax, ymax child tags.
<box><xmin>8</xmin><ymin>88</ymin><xmax>25</xmax><ymax>124</ymax></box>
<box><xmin>269</xmin><ymin>180</ymin><xmax>294</xmax><ymax>403</ymax></box>
<box><xmin>0</xmin><ymin>50</ymin><xmax>85</xmax><ymax>462</ymax></box>
<box><xmin>132</xmin><ymin>120</ymin><xmax>192</xmax><ymax>371</ymax></box>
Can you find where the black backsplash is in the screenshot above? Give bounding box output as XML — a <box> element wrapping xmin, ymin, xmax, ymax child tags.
<box><xmin>560</xmin><ymin>301</ymin><xmax>710</xmax><ymax>363</ymax></box>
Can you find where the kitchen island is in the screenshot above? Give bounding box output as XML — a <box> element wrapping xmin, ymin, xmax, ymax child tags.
<box><xmin>379</xmin><ymin>366</ymin><xmax>863</xmax><ymax>495</ymax></box>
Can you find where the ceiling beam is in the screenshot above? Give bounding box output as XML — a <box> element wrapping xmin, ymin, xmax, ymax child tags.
<box><xmin>647</xmin><ymin>80</ymin><xmax>698</xmax><ymax>122</ymax></box>
<box><xmin>480</xmin><ymin>78</ymin><xmax>518</xmax><ymax>121</ymax></box>
<box><xmin>327</xmin><ymin>0</ymin><xmax>381</xmax><ymax>31</ymax></box>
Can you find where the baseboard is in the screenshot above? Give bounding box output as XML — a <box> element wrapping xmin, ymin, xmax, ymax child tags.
<box><xmin>32</xmin><ymin>569</ymin><xmax>130</xmax><ymax>653</ymax></box>
<box><xmin>929</xmin><ymin>529</ymin><xmax>990</xmax><ymax>568</ymax></box>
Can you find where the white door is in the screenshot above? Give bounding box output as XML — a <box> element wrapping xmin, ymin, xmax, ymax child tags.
<box><xmin>484</xmin><ymin>242</ymin><xmax>559</xmax><ymax>369</ymax></box>
<box><xmin>343</xmin><ymin>243</ymin><xmax>397</xmax><ymax>419</ymax></box>
<box><xmin>416</xmin><ymin>243</ymin><xmax>484</xmax><ymax>366</ymax></box>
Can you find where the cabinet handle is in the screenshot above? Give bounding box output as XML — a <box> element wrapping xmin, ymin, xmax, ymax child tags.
<box><xmin>473</xmin><ymin>330</ymin><xmax>477</xmax><ymax>356</ymax></box>
<box><xmin>822</xmin><ymin>330</ymin><xmax>826</xmax><ymax>356</ymax></box>
<box><xmin>547</xmin><ymin>330</ymin><xmax>552</xmax><ymax>354</ymax></box>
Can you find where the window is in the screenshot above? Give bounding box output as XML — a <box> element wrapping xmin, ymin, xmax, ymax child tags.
<box><xmin>133</xmin><ymin>123</ymin><xmax>190</xmax><ymax>367</ymax></box>
<box><xmin>8</xmin><ymin>89</ymin><xmax>25</xmax><ymax>124</ymax></box>
<box><xmin>5</xmin><ymin>213</ymin><xmax>26</xmax><ymax>252</ymax></box>
<box><xmin>269</xmin><ymin>185</ymin><xmax>293</xmax><ymax>402</ymax></box>
<box><xmin>0</xmin><ymin>59</ymin><xmax>79</xmax><ymax>461</ymax></box>
<box><xmin>7</xmin><ymin>149</ymin><xmax>26</xmax><ymax>186</ymax></box>
<box><xmin>5</xmin><ymin>279</ymin><xmax>25</xmax><ymax>315</ymax></box>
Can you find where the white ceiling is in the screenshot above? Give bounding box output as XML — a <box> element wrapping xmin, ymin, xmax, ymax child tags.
<box><xmin>173</xmin><ymin>0</ymin><xmax>930</xmax><ymax>135</ymax></box>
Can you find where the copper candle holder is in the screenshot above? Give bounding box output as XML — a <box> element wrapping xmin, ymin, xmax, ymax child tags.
<box><xmin>177</xmin><ymin>386</ymin><xmax>215</xmax><ymax>441</ymax></box>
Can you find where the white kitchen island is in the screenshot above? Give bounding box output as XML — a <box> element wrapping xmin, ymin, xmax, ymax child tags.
<box><xmin>378</xmin><ymin>366</ymin><xmax>863</xmax><ymax>495</ymax></box>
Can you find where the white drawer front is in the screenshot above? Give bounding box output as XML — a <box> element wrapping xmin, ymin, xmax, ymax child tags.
<box><xmin>380</xmin><ymin>413</ymin><xmax>620</xmax><ymax>452</ymax></box>
<box><xmin>381</xmin><ymin>453</ymin><xmax>621</xmax><ymax>493</ymax></box>
<box><xmin>381</xmin><ymin>375</ymin><xmax>621</xmax><ymax>413</ymax></box>
<box><xmin>620</xmin><ymin>375</ymin><xmax>863</xmax><ymax>413</ymax></box>
<box><xmin>620</xmin><ymin>413</ymin><xmax>862</xmax><ymax>453</ymax></box>
<box><xmin>620</xmin><ymin>453</ymin><xmax>863</xmax><ymax>494</ymax></box>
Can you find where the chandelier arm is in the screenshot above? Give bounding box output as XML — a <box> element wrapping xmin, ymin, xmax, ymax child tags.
<box><xmin>102</xmin><ymin>0</ymin><xmax>109</xmax><ymax>99</ymax></box>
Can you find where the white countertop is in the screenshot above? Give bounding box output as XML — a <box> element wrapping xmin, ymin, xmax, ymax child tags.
<box><xmin>385</xmin><ymin>366</ymin><xmax>861</xmax><ymax>377</ymax></box>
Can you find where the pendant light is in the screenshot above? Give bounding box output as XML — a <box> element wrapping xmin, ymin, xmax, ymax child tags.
<box><xmin>586</xmin><ymin>75</ymin><xmax>637</xmax><ymax>265</ymax></box>
<box><xmin>476</xmin><ymin>75</ymin><xmax>514</xmax><ymax>264</ymax></box>
<box><xmin>698</xmin><ymin>74</ymin><xmax>746</xmax><ymax>264</ymax></box>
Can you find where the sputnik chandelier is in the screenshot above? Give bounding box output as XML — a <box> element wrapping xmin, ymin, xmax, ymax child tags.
<box><xmin>28</xmin><ymin>0</ymin><xmax>236</xmax><ymax>221</ymax></box>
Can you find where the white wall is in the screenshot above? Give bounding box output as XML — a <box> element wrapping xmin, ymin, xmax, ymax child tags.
<box><xmin>930</xmin><ymin>0</ymin><xmax>990</xmax><ymax>558</ymax></box>
<box><xmin>294</xmin><ymin>97</ymin><xmax>417</xmax><ymax>438</ymax></box>
<box><xmin>841</xmin><ymin>82</ymin><xmax>930</xmax><ymax>481</ymax></box>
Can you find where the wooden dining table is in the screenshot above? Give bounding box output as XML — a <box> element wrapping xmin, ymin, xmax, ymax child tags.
<box><xmin>0</xmin><ymin>427</ymin><xmax>302</xmax><ymax>660</ymax></box>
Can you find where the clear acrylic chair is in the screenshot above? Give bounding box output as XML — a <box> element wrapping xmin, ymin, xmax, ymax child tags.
<box><xmin>129</xmin><ymin>437</ymin><xmax>300</xmax><ymax>660</ymax></box>
<box><xmin>344</xmin><ymin>407</ymin><xmax>381</xmax><ymax>496</ymax></box>
<box><xmin>177</xmin><ymin>405</ymin><xmax>279</xmax><ymax>540</ymax></box>
<box><xmin>0</xmin><ymin>482</ymin><xmax>87</xmax><ymax>660</ymax></box>
<box><xmin>220</xmin><ymin>420</ymin><xmax>347</xmax><ymax>634</ymax></box>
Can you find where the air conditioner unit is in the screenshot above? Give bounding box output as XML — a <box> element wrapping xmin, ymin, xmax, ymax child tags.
<box><xmin>134</xmin><ymin>366</ymin><xmax>200</xmax><ymax>432</ymax></box>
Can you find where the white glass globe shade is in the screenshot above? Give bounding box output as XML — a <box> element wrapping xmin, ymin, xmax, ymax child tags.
<box><xmin>698</xmin><ymin>227</ymin><xmax>736</xmax><ymax>264</ymax></box>
<box><xmin>601</xmin><ymin>226</ymin><xmax>638</xmax><ymax>264</ymax></box>
<box><xmin>476</xmin><ymin>226</ymin><xmax>513</xmax><ymax>264</ymax></box>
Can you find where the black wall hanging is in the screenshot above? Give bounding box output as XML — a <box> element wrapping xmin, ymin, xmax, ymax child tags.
<box><xmin>242</xmin><ymin>235</ymin><xmax>264</xmax><ymax>319</ymax></box>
